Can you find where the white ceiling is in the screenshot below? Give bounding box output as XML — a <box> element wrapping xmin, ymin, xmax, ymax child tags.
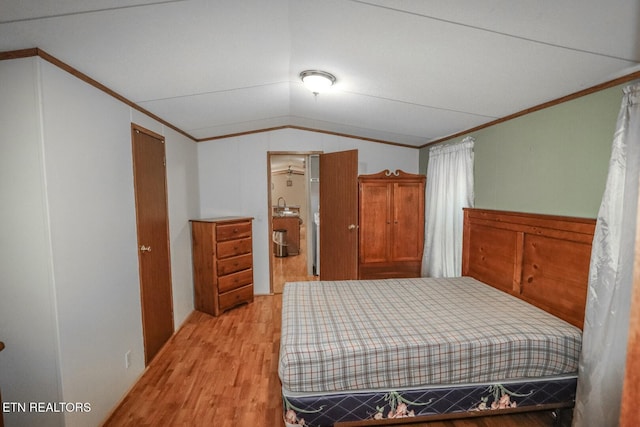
<box><xmin>1</xmin><ymin>0</ymin><xmax>639</xmax><ymax>147</ymax></box>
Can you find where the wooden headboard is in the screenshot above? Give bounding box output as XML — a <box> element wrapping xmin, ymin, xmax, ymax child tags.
<box><xmin>462</xmin><ymin>208</ymin><xmax>596</xmax><ymax>329</ymax></box>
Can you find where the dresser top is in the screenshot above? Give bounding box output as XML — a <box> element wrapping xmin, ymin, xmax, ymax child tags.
<box><xmin>190</xmin><ymin>216</ymin><xmax>253</xmax><ymax>224</ymax></box>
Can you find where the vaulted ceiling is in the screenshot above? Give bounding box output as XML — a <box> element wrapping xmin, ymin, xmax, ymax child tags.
<box><xmin>1</xmin><ymin>0</ymin><xmax>639</xmax><ymax>147</ymax></box>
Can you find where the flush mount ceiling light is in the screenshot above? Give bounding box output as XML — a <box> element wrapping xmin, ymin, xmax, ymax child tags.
<box><xmin>300</xmin><ymin>70</ymin><xmax>336</xmax><ymax>95</ymax></box>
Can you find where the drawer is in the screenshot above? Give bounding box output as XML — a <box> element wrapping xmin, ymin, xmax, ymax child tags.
<box><xmin>219</xmin><ymin>283</ymin><xmax>254</xmax><ymax>312</ymax></box>
<box><xmin>218</xmin><ymin>269</ymin><xmax>253</xmax><ymax>293</ymax></box>
<box><xmin>216</xmin><ymin>221</ymin><xmax>252</xmax><ymax>241</ymax></box>
<box><xmin>217</xmin><ymin>237</ymin><xmax>252</xmax><ymax>259</ymax></box>
<box><xmin>217</xmin><ymin>253</ymin><xmax>252</xmax><ymax>276</ymax></box>
<box><xmin>358</xmin><ymin>261</ymin><xmax>421</xmax><ymax>280</ymax></box>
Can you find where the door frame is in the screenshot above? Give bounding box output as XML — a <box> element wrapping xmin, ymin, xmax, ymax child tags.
<box><xmin>131</xmin><ymin>123</ymin><xmax>174</xmax><ymax>365</ymax></box>
<box><xmin>267</xmin><ymin>151</ymin><xmax>321</xmax><ymax>293</ymax></box>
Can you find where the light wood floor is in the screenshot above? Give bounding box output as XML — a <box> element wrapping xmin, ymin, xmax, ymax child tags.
<box><xmin>103</xmin><ymin>296</ymin><xmax>283</xmax><ymax>426</ymax></box>
<box><xmin>272</xmin><ymin>224</ymin><xmax>318</xmax><ymax>294</ymax></box>
<box><xmin>103</xmin><ymin>295</ymin><xmax>570</xmax><ymax>427</ymax></box>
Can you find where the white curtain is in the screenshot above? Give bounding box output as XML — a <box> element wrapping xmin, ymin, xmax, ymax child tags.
<box><xmin>574</xmin><ymin>82</ymin><xmax>640</xmax><ymax>426</ymax></box>
<box><xmin>422</xmin><ymin>136</ymin><xmax>474</xmax><ymax>278</ymax></box>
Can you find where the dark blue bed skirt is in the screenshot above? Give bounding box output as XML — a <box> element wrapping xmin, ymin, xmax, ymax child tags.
<box><xmin>282</xmin><ymin>376</ymin><xmax>576</xmax><ymax>426</ymax></box>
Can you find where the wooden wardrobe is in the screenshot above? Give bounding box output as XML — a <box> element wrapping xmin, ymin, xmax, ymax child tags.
<box><xmin>358</xmin><ymin>170</ymin><xmax>426</xmax><ymax>279</ymax></box>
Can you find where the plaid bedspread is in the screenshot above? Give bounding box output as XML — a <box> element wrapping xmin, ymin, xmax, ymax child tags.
<box><xmin>278</xmin><ymin>277</ymin><xmax>581</xmax><ymax>393</ymax></box>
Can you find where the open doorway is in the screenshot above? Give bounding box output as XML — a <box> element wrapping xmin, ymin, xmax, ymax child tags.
<box><xmin>268</xmin><ymin>152</ymin><xmax>320</xmax><ymax>293</ymax></box>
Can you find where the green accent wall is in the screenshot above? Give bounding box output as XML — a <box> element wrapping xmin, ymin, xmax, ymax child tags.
<box><xmin>419</xmin><ymin>83</ymin><xmax>630</xmax><ymax>218</ymax></box>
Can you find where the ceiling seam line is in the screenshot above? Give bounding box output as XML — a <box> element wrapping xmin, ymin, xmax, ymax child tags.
<box><xmin>0</xmin><ymin>0</ymin><xmax>189</xmax><ymax>25</ymax></box>
<box><xmin>341</xmin><ymin>90</ymin><xmax>499</xmax><ymax>119</ymax></box>
<box><xmin>347</xmin><ymin>0</ymin><xmax>638</xmax><ymax>63</ymax></box>
<box><xmin>135</xmin><ymin>80</ymin><xmax>294</xmax><ymax>103</ymax></box>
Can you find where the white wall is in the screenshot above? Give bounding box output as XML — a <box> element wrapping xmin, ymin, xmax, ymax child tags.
<box><xmin>197</xmin><ymin>128</ymin><xmax>419</xmax><ymax>294</ymax></box>
<box><xmin>0</xmin><ymin>57</ymin><xmax>199</xmax><ymax>427</ymax></box>
<box><xmin>0</xmin><ymin>57</ymin><xmax>64</xmax><ymax>427</ymax></box>
<box><xmin>40</xmin><ymin>60</ymin><xmax>146</xmax><ymax>427</ymax></box>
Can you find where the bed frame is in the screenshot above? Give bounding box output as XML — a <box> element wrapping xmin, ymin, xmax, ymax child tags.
<box><xmin>285</xmin><ymin>208</ymin><xmax>596</xmax><ymax>427</ymax></box>
<box><xmin>462</xmin><ymin>208</ymin><xmax>596</xmax><ymax>329</ymax></box>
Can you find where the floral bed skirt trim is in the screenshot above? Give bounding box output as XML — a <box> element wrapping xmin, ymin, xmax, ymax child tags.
<box><xmin>282</xmin><ymin>376</ymin><xmax>577</xmax><ymax>427</ymax></box>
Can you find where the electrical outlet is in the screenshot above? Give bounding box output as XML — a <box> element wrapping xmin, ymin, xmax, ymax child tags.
<box><xmin>125</xmin><ymin>350</ymin><xmax>131</xmax><ymax>369</ymax></box>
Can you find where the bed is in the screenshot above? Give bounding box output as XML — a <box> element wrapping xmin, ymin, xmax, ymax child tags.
<box><xmin>279</xmin><ymin>208</ymin><xmax>596</xmax><ymax>426</ymax></box>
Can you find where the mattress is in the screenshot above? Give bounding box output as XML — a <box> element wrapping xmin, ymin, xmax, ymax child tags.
<box><xmin>278</xmin><ymin>276</ymin><xmax>582</xmax><ymax>394</ymax></box>
<box><xmin>282</xmin><ymin>376</ymin><xmax>578</xmax><ymax>426</ymax></box>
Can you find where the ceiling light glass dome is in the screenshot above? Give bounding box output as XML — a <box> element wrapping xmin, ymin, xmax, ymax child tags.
<box><xmin>300</xmin><ymin>70</ymin><xmax>336</xmax><ymax>94</ymax></box>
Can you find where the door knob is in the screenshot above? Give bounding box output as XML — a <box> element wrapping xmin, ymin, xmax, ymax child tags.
<box><xmin>140</xmin><ymin>245</ymin><xmax>152</xmax><ymax>252</ymax></box>
<box><xmin>348</xmin><ymin>224</ymin><xmax>358</xmax><ymax>230</ymax></box>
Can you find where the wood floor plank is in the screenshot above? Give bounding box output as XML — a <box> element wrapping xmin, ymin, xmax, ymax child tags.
<box><xmin>102</xmin><ymin>294</ymin><xmax>566</xmax><ymax>427</ymax></box>
<box><xmin>272</xmin><ymin>224</ymin><xmax>318</xmax><ymax>293</ymax></box>
<box><xmin>102</xmin><ymin>296</ymin><xmax>282</xmax><ymax>426</ymax></box>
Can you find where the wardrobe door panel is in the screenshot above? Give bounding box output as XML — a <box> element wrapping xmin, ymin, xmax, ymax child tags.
<box><xmin>359</xmin><ymin>182</ymin><xmax>390</xmax><ymax>264</ymax></box>
<box><xmin>392</xmin><ymin>182</ymin><xmax>425</xmax><ymax>262</ymax></box>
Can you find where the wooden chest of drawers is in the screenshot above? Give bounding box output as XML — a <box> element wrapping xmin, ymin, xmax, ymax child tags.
<box><xmin>190</xmin><ymin>217</ymin><xmax>254</xmax><ymax>316</ymax></box>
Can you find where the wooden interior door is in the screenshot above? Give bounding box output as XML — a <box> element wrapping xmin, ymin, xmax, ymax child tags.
<box><xmin>131</xmin><ymin>124</ymin><xmax>174</xmax><ymax>365</ymax></box>
<box><xmin>319</xmin><ymin>150</ymin><xmax>358</xmax><ymax>280</ymax></box>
